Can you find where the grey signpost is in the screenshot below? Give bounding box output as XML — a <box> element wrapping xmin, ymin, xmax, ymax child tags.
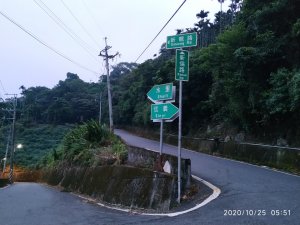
<box><xmin>147</xmin><ymin>83</ymin><xmax>176</xmax><ymax>155</ymax></box>
<box><xmin>167</xmin><ymin>32</ymin><xmax>196</xmax><ymax>203</ymax></box>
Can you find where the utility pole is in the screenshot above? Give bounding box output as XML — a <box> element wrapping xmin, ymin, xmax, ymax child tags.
<box><xmin>218</xmin><ymin>0</ymin><xmax>224</xmax><ymax>33</ymax></box>
<box><xmin>2</xmin><ymin>94</ymin><xmax>17</xmax><ymax>183</ymax></box>
<box><xmin>9</xmin><ymin>95</ymin><xmax>17</xmax><ymax>184</ymax></box>
<box><xmin>99</xmin><ymin>37</ymin><xmax>119</xmax><ymax>132</ymax></box>
<box><xmin>99</xmin><ymin>92</ymin><xmax>102</xmax><ymax>125</ymax></box>
<box><xmin>2</xmin><ymin>125</ymin><xmax>12</xmax><ymax>177</ymax></box>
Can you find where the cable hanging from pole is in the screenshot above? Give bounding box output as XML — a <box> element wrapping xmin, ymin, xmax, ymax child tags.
<box><xmin>33</xmin><ymin>0</ymin><xmax>99</xmax><ymax>62</ymax></box>
<box><xmin>60</xmin><ymin>0</ymin><xmax>101</xmax><ymax>48</ymax></box>
<box><xmin>0</xmin><ymin>9</ymin><xmax>99</xmax><ymax>75</ymax></box>
<box><xmin>135</xmin><ymin>0</ymin><xmax>187</xmax><ymax>63</ymax></box>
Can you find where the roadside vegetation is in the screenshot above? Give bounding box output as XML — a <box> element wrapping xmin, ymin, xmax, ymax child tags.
<box><xmin>39</xmin><ymin>120</ymin><xmax>127</xmax><ymax>168</ymax></box>
<box><xmin>0</xmin><ymin>124</ymin><xmax>71</xmax><ymax>169</ymax></box>
<box><xmin>1</xmin><ymin>0</ymin><xmax>300</xmax><ymax>169</ymax></box>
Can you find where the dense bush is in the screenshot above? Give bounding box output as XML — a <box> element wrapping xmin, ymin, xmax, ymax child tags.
<box><xmin>40</xmin><ymin>120</ymin><xmax>127</xmax><ymax>168</ymax></box>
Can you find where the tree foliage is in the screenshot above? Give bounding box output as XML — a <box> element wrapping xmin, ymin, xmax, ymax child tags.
<box><xmin>2</xmin><ymin>0</ymin><xmax>300</xmax><ymax>154</ymax></box>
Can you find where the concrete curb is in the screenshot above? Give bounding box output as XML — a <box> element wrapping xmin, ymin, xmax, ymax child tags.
<box><xmin>75</xmin><ymin>174</ymin><xmax>221</xmax><ymax>217</ymax></box>
<box><xmin>140</xmin><ymin>174</ymin><xmax>221</xmax><ymax>217</ymax></box>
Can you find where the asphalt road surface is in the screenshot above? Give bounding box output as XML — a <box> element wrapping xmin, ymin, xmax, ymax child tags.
<box><xmin>0</xmin><ymin>129</ymin><xmax>299</xmax><ymax>225</ymax></box>
<box><xmin>115</xmin><ymin>129</ymin><xmax>300</xmax><ymax>225</ymax></box>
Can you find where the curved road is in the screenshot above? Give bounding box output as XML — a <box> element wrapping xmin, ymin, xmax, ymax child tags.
<box><xmin>0</xmin><ymin>129</ymin><xmax>299</xmax><ymax>225</ymax></box>
<box><xmin>115</xmin><ymin>129</ymin><xmax>300</xmax><ymax>225</ymax></box>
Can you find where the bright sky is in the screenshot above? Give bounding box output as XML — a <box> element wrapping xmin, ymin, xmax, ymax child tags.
<box><xmin>0</xmin><ymin>0</ymin><xmax>228</xmax><ymax>96</ymax></box>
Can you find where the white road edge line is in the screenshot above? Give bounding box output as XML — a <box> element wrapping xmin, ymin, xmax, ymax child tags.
<box><xmin>0</xmin><ymin>185</ymin><xmax>10</xmax><ymax>190</ymax></box>
<box><xmin>75</xmin><ymin>174</ymin><xmax>221</xmax><ymax>217</ymax></box>
<box><xmin>141</xmin><ymin>175</ymin><xmax>221</xmax><ymax>217</ymax></box>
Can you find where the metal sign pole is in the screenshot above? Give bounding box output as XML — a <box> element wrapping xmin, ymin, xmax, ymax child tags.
<box><xmin>177</xmin><ymin>80</ymin><xmax>183</xmax><ymax>203</ymax></box>
<box><xmin>159</xmin><ymin>120</ymin><xmax>164</xmax><ymax>155</ymax></box>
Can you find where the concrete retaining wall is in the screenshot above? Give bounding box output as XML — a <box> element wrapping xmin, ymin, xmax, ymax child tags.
<box><xmin>127</xmin><ymin>146</ymin><xmax>191</xmax><ymax>191</ymax></box>
<box><xmin>42</xmin><ymin>165</ymin><xmax>177</xmax><ymax>211</ymax></box>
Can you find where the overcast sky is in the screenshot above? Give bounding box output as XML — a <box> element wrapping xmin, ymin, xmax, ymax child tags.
<box><xmin>0</xmin><ymin>0</ymin><xmax>228</xmax><ymax>97</ymax></box>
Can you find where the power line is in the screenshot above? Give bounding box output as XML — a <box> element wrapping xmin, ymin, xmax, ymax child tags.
<box><xmin>60</xmin><ymin>0</ymin><xmax>101</xmax><ymax>48</ymax></box>
<box><xmin>0</xmin><ymin>80</ymin><xmax>7</xmax><ymax>95</ymax></box>
<box><xmin>81</xmin><ymin>0</ymin><xmax>105</xmax><ymax>36</ymax></box>
<box><xmin>33</xmin><ymin>0</ymin><xmax>98</xmax><ymax>62</ymax></box>
<box><xmin>0</xmin><ymin>9</ymin><xmax>99</xmax><ymax>74</ymax></box>
<box><xmin>135</xmin><ymin>0</ymin><xmax>187</xmax><ymax>63</ymax></box>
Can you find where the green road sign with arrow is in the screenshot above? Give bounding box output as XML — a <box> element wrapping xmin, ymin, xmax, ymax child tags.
<box><xmin>147</xmin><ymin>83</ymin><xmax>173</xmax><ymax>103</ymax></box>
<box><xmin>151</xmin><ymin>103</ymin><xmax>179</xmax><ymax>120</ymax></box>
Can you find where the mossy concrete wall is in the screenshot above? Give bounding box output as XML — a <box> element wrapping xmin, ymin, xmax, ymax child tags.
<box><xmin>42</xmin><ymin>165</ymin><xmax>177</xmax><ymax>211</ymax></box>
<box><xmin>127</xmin><ymin>146</ymin><xmax>191</xmax><ymax>191</ymax></box>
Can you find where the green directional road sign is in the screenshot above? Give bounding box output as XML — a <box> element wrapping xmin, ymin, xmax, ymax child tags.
<box><xmin>175</xmin><ymin>49</ymin><xmax>189</xmax><ymax>81</ymax></box>
<box><xmin>166</xmin><ymin>32</ymin><xmax>197</xmax><ymax>49</ymax></box>
<box><xmin>147</xmin><ymin>83</ymin><xmax>173</xmax><ymax>103</ymax></box>
<box><xmin>151</xmin><ymin>103</ymin><xmax>179</xmax><ymax>120</ymax></box>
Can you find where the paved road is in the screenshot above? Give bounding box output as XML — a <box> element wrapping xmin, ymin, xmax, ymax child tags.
<box><xmin>115</xmin><ymin>129</ymin><xmax>300</xmax><ymax>225</ymax></box>
<box><xmin>0</xmin><ymin>130</ymin><xmax>299</xmax><ymax>225</ymax></box>
<box><xmin>0</xmin><ymin>183</ymin><xmax>162</xmax><ymax>225</ymax></box>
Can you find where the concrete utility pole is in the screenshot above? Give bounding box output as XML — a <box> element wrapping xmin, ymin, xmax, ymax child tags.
<box><xmin>99</xmin><ymin>92</ymin><xmax>102</xmax><ymax>125</ymax></box>
<box><xmin>2</xmin><ymin>94</ymin><xmax>17</xmax><ymax>183</ymax></box>
<box><xmin>99</xmin><ymin>37</ymin><xmax>119</xmax><ymax>132</ymax></box>
<box><xmin>2</xmin><ymin>125</ymin><xmax>12</xmax><ymax>177</ymax></box>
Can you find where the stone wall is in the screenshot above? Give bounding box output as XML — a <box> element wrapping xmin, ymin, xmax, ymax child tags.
<box><xmin>127</xmin><ymin>146</ymin><xmax>191</xmax><ymax>191</ymax></box>
<box><xmin>42</xmin><ymin>165</ymin><xmax>177</xmax><ymax>211</ymax></box>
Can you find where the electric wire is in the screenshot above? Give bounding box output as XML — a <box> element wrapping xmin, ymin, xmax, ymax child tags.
<box><xmin>81</xmin><ymin>0</ymin><xmax>106</xmax><ymax>36</ymax></box>
<box><xmin>60</xmin><ymin>0</ymin><xmax>101</xmax><ymax>48</ymax></box>
<box><xmin>33</xmin><ymin>0</ymin><xmax>98</xmax><ymax>62</ymax></box>
<box><xmin>33</xmin><ymin>0</ymin><xmax>98</xmax><ymax>60</ymax></box>
<box><xmin>134</xmin><ymin>0</ymin><xmax>187</xmax><ymax>63</ymax></box>
<box><xmin>0</xmin><ymin>10</ymin><xmax>99</xmax><ymax>74</ymax></box>
<box><xmin>0</xmin><ymin>80</ymin><xmax>7</xmax><ymax>95</ymax></box>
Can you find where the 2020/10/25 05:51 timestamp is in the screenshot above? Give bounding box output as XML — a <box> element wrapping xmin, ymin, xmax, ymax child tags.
<box><xmin>224</xmin><ymin>209</ymin><xmax>291</xmax><ymax>216</ymax></box>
